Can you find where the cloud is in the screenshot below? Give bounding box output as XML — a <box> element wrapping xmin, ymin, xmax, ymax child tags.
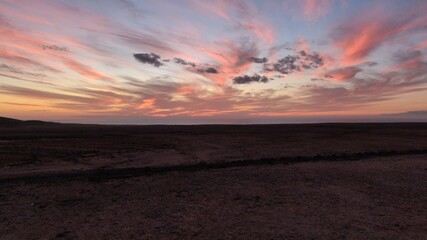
<box><xmin>0</xmin><ymin>73</ymin><xmax>53</xmax><ymax>86</ymax></box>
<box><xmin>331</xmin><ymin>2</ymin><xmax>427</xmax><ymax>65</ymax></box>
<box><xmin>302</xmin><ymin>0</ymin><xmax>333</xmax><ymax>20</ymax></box>
<box><xmin>190</xmin><ymin>0</ymin><xmax>276</xmax><ymax>44</ymax></box>
<box><xmin>232</xmin><ymin>74</ymin><xmax>270</xmax><ymax>84</ymax></box>
<box><xmin>392</xmin><ymin>50</ymin><xmax>426</xmax><ymax>71</ymax></box>
<box><xmin>413</xmin><ymin>40</ymin><xmax>427</xmax><ymax>51</ymax></box>
<box><xmin>0</xmin><ymin>50</ymin><xmax>61</xmax><ymax>73</ymax></box>
<box><xmin>264</xmin><ymin>50</ymin><xmax>324</xmax><ymax>74</ymax></box>
<box><xmin>197</xmin><ymin>67</ymin><xmax>219</xmax><ymax>74</ymax></box>
<box><xmin>248</xmin><ymin>57</ymin><xmax>268</xmax><ymax>63</ymax></box>
<box><xmin>311</xmin><ymin>78</ymin><xmax>325</xmax><ymax>82</ymax></box>
<box><xmin>42</xmin><ymin>45</ymin><xmax>68</xmax><ymax>52</ymax></box>
<box><xmin>195</xmin><ymin>38</ymin><xmax>259</xmax><ymax>85</ymax></box>
<box><xmin>268</xmin><ymin>55</ymin><xmax>300</xmax><ymax>74</ymax></box>
<box><xmin>173</xmin><ymin>58</ymin><xmax>196</xmax><ymax>67</ymax></box>
<box><xmin>0</xmin><ymin>64</ymin><xmax>46</xmax><ymax>78</ymax></box>
<box><xmin>381</xmin><ymin>110</ymin><xmax>427</xmax><ymax>121</ymax></box>
<box><xmin>234</xmin><ymin>21</ymin><xmax>276</xmax><ymax>45</ymax></box>
<box><xmin>364</xmin><ymin>62</ymin><xmax>378</xmax><ymax>67</ymax></box>
<box><xmin>300</xmin><ymin>69</ymin><xmax>427</xmax><ymax>112</ymax></box>
<box><xmin>0</xmin><ymin>6</ymin><xmax>49</xmax><ymax>35</ymax></box>
<box><xmin>324</xmin><ymin>66</ymin><xmax>362</xmax><ymax>81</ymax></box>
<box><xmin>204</xmin><ymin>67</ymin><xmax>219</xmax><ymax>74</ymax></box>
<box><xmin>299</xmin><ymin>50</ymin><xmax>324</xmax><ymax>69</ymax></box>
<box><xmin>281</xmin><ymin>0</ymin><xmax>336</xmax><ymax>21</ymax></box>
<box><xmin>0</xmin><ymin>84</ymin><xmax>96</xmax><ymax>103</ymax></box>
<box><xmin>133</xmin><ymin>53</ymin><xmax>164</xmax><ymax>67</ymax></box>
<box><xmin>118</xmin><ymin>0</ymin><xmax>146</xmax><ymax>20</ymax></box>
<box><xmin>62</xmin><ymin>57</ymin><xmax>110</xmax><ymax>80</ymax></box>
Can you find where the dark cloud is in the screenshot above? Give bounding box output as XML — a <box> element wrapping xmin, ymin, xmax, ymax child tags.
<box><xmin>205</xmin><ymin>67</ymin><xmax>218</xmax><ymax>74</ymax></box>
<box><xmin>264</xmin><ymin>50</ymin><xmax>324</xmax><ymax>74</ymax></box>
<box><xmin>232</xmin><ymin>74</ymin><xmax>270</xmax><ymax>84</ymax></box>
<box><xmin>133</xmin><ymin>53</ymin><xmax>164</xmax><ymax>67</ymax></box>
<box><xmin>268</xmin><ymin>55</ymin><xmax>300</xmax><ymax>74</ymax></box>
<box><xmin>299</xmin><ymin>51</ymin><xmax>324</xmax><ymax>69</ymax></box>
<box><xmin>248</xmin><ymin>57</ymin><xmax>268</xmax><ymax>63</ymax></box>
<box><xmin>197</xmin><ymin>67</ymin><xmax>219</xmax><ymax>74</ymax></box>
<box><xmin>174</xmin><ymin>58</ymin><xmax>196</xmax><ymax>67</ymax></box>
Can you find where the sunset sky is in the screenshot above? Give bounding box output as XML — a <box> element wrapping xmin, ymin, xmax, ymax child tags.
<box><xmin>1</xmin><ymin>0</ymin><xmax>426</xmax><ymax>124</ymax></box>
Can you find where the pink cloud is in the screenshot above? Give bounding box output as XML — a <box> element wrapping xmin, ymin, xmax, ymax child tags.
<box><xmin>282</xmin><ymin>0</ymin><xmax>335</xmax><ymax>21</ymax></box>
<box><xmin>331</xmin><ymin>3</ymin><xmax>427</xmax><ymax>65</ymax></box>
<box><xmin>325</xmin><ymin>66</ymin><xmax>362</xmax><ymax>81</ymax></box>
<box><xmin>0</xmin><ymin>50</ymin><xmax>61</xmax><ymax>73</ymax></box>
<box><xmin>302</xmin><ymin>0</ymin><xmax>333</xmax><ymax>20</ymax></box>
<box><xmin>62</xmin><ymin>57</ymin><xmax>110</xmax><ymax>81</ymax></box>
<box><xmin>390</xmin><ymin>50</ymin><xmax>426</xmax><ymax>72</ymax></box>
<box><xmin>196</xmin><ymin>40</ymin><xmax>258</xmax><ymax>85</ymax></box>
<box><xmin>0</xmin><ymin>3</ymin><xmax>51</xmax><ymax>26</ymax></box>
<box><xmin>189</xmin><ymin>0</ymin><xmax>276</xmax><ymax>44</ymax></box>
<box><xmin>137</xmin><ymin>98</ymin><xmax>156</xmax><ymax>110</ymax></box>
<box><xmin>413</xmin><ymin>40</ymin><xmax>427</xmax><ymax>51</ymax></box>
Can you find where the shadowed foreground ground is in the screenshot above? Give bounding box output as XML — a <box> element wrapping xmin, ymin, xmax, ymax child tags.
<box><xmin>0</xmin><ymin>123</ymin><xmax>426</xmax><ymax>239</ymax></box>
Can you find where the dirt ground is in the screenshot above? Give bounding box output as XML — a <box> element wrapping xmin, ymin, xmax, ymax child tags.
<box><xmin>1</xmin><ymin>123</ymin><xmax>427</xmax><ymax>174</ymax></box>
<box><xmin>0</xmin><ymin>123</ymin><xmax>426</xmax><ymax>239</ymax></box>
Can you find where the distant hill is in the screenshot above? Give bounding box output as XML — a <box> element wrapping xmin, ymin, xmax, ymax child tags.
<box><xmin>0</xmin><ymin>116</ymin><xmax>57</xmax><ymax>127</ymax></box>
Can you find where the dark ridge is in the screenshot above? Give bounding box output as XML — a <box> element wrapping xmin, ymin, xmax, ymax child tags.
<box><xmin>1</xmin><ymin>149</ymin><xmax>426</xmax><ymax>184</ymax></box>
<box><xmin>0</xmin><ymin>116</ymin><xmax>57</xmax><ymax>127</ymax></box>
<box><xmin>0</xmin><ymin>117</ymin><xmax>23</xmax><ymax>126</ymax></box>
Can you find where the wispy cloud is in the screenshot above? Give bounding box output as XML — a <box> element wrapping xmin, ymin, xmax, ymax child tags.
<box><xmin>62</xmin><ymin>57</ymin><xmax>111</xmax><ymax>80</ymax></box>
<box><xmin>331</xmin><ymin>2</ymin><xmax>427</xmax><ymax>65</ymax></box>
<box><xmin>324</xmin><ymin>66</ymin><xmax>362</xmax><ymax>81</ymax></box>
<box><xmin>190</xmin><ymin>0</ymin><xmax>276</xmax><ymax>44</ymax></box>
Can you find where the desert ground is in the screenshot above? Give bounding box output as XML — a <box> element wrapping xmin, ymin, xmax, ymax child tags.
<box><xmin>0</xmin><ymin>119</ymin><xmax>426</xmax><ymax>239</ymax></box>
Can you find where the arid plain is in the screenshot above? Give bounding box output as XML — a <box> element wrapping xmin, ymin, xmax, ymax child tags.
<box><xmin>0</xmin><ymin>118</ymin><xmax>426</xmax><ymax>239</ymax></box>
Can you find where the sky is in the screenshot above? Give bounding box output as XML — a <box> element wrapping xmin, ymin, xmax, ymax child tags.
<box><xmin>0</xmin><ymin>0</ymin><xmax>427</xmax><ymax>124</ymax></box>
